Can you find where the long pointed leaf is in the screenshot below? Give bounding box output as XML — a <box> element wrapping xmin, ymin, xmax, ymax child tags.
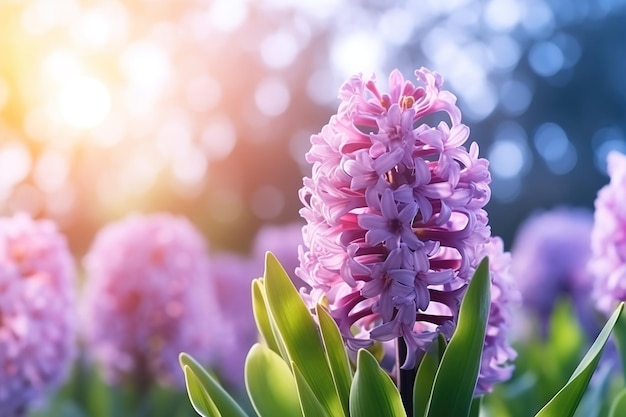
<box><xmin>426</xmin><ymin>257</ymin><xmax>491</xmax><ymax>417</ymax></box>
<box><xmin>293</xmin><ymin>363</ymin><xmax>330</xmax><ymax>417</ymax></box>
<box><xmin>316</xmin><ymin>304</ymin><xmax>353</xmax><ymax>417</ymax></box>
<box><xmin>469</xmin><ymin>397</ymin><xmax>482</xmax><ymax>417</ymax></box>
<box><xmin>534</xmin><ymin>302</ymin><xmax>624</xmax><ymax>417</ymax></box>
<box><xmin>183</xmin><ymin>366</ymin><xmax>221</xmax><ymax>417</ymax></box>
<box><xmin>263</xmin><ymin>252</ymin><xmax>343</xmax><ymax>417</ymax></box>
<box><xmin>244</xmin><ymin>343</ymin><xmax>303</xmax><ymax>417</ymax></box>
<box><xmin>251</xmin><ymin>279</ymin><xmax>281</xmax><ymax>354</ymax></box>
<box><xmin>349</xmin><ymin>349</ymin><xmax>407</xmax><ymax>417</ymax></box>
<box><xmin>179</xmin><ymin>353</ymin><xmax>249</xmax><ymax>417</ymax></box>
<box><xmin>609</xmin><ymin>307</ymin><xmax>626</xmax><ymax>376</ymax></box>
<box><xmin>573</xmin><ymin>361</ymin><xmax>613</xmax><ymax>417</ymax></box>
<box><xmin>414</xmin><ymin>336</ymin><xmax>445</xmax><ymax>417</ymax></box>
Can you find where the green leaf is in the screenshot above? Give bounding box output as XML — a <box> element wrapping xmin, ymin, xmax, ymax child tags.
<box><xmin>263</xmin><ymin>252</ymin><xmax>343</xmax><ymax>417</ymax></box>
<box><xmin>534</xmin><ymin>302</ymin><xmax>625</xmax><ymax>417</ymax></box>
<box><xmin>414</xmin><ymin>336</ymin><xmax>445</xmax><ymax>417</ymax></box>
<box><xmin>469</xmin><ymin>397</ymin><xmax>482</xmax><ymax>417</ymax></box>
<box><xmin>609</xmin><ymin>389</ymin><xmax>626</xmax><ymax>417</ymax></box>
<box><xmin>183</xmin><ymin>366</ymin><xmax>221</xmax><ymax>417</ymax></box>
<box><xmin>349</xmin><ymin>349</ymin><xmax>407</xmax><ymax>417</ymax></box>
<box><xmin>244</xmin><ymin>343</ymin><xmax>303</xmax><ymax>417</ymax></box>
<box><xmin>179</xmin><ymin>353</ymin><xmax>249</xmax><ymax>417</ymax></box>
<box><xmin>293</xmin><ymin>363</ymin><xmax>330</xmax><ymax>417</ymax></box>
<box><xmin>426</xmin><ymin>257</ymin><xmax>491</xmax><ymax>417</ymax></box>
<box><xmin>251</xmin><ymin>278</ymin><xmax>281</xmax><ymax>354</ymax></box>
<box><xmin>316</xmin><ymin>304</ymin><xmax>353</xmax><ymax>417</ymax></box>
<box><xmin>611</xmin><ymin>306</ymin><xmax>626</xmax><ymax>377</ymax></box>
<box><xmin>573</xmin><ymin>361</ymin><xmax>613</xmax><ymax>417</ymax></box>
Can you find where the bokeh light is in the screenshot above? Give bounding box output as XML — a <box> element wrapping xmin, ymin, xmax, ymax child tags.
<box><xmin>59</xmin><ymin>76</ymin><xmax>111</xmax><ymax>128</ymax></box>
<box><xmin>0</xmin><ymin>0</ymin><xmax>624</xmax><ymax>258</ymax></box>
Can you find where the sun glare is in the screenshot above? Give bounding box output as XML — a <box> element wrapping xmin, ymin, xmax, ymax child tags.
<box><xmin>59</xmin><ymin>76</ymin><xmax>111</xmax><ymax>129</ymax></box>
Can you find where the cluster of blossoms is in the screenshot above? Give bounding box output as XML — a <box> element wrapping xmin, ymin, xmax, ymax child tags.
<box><xmin>590</xmin><ymin>151</ymin><xmax>626</xmax><ymax>316</ymax></box>
<box><xmin>512</xmin><ymin>207</ymin><xmax>596</xmax><ymax>337</ymax></box>
<box><xmin>0</xmin><ymin>214</ymin><xmax>76</xmax><ymax>416</ymax></box>
<box><xmin>297</xmin><ymin>68</ymin><xmax>495</xmax><ymax>370</ymax></box>
<box><xmin>81</xmin><ymin>213</ymin><xmax>216</xmax><ymax>387</ymax></box>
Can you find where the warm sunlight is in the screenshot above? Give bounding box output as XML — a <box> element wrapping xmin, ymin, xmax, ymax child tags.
<box><xmin>58</xmin><ymin>76</ymin><xmax>111</xmax><ymax>129</ymax></box>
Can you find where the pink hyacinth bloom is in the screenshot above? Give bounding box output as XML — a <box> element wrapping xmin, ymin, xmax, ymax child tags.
<box><xmin>473</xmin><ymin>237</ymin><xmax>518</xmax><ymax>396</ymax></box>
<box><xmin>512</xmin><ymin>207</ymin><xmax>595</xmax><ymax>337</ymax></box>
<box><xmin>82</xmin><ymin>213</ymin><xmax>215</xmax><ymax>388</ymax></box>
<box><xmin>298</xmin><ymin>68</ymin><xmax>492</xmax><ymax>368</ymax></box>
<box><xmin>590</xmin><ymin>151</ymin><xmax>626</xmax><ymax>316</ymax></box>
<box><xmin>0</xmin><ymin>213</ymin><xmax>76</xmax><ymax>416</ymax></box>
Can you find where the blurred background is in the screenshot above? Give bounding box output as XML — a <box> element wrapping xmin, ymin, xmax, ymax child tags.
<box><xmin>3</xmin><ymin>1</ymin><xmax>626</xmax><ymax>416</ymax></box>
<box><xmin>2</xmin><ymin>0</ymin><xmax>626</xmax><ymax>257</ymax></box>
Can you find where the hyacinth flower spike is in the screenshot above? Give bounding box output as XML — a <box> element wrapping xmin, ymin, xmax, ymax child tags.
<box><xmin>0</xmin><ymin>213</ymin><xmax>77</xmax><ymax>417</ymax></box>
<box><xmin>297</xmin><ymin>68</ymin><xmax>492</xmax><ymax>373</ymax></box>
<box><xmin>589</xmin><ymin>151</ymin><xmax>626</xmax><ymax>374</ymax></box>
<box><xmin>82</xmin><ymin>213</ymin><xmax>216</xmax><ymax>391</ymax></box>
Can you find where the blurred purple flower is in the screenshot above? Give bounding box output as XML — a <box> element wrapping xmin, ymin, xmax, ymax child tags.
<box><xmin>251</xmin><ymin>222</ymin><xmax>308</xmax><ymax>290</ymax></box>
<box><xmin>82</xmin><ymin>213</ymin><xmax>215</xmax><ymax>388</ymax></box>
<box><xmin>211</xmin><ymin>222</ymin><xmax>306</xmax><ymax>387</ymax></box>
<box><xmin>590</xmin><ymin>151</ymin><xmax>626</xmax><ymax>316</ymax></box>
<box><xmin>297</xmin><ymin>68</ymin><xmax>492</xmax><ymax>368</ymax></box>
<box><xmin>474</xmin><ymin>237</ymin><xmax>519</xmax><ymax>396</ymax></box>
<box><xmin>511</xmin><ymin>207</ymin><xmax>595</xmax><ymax>336</ymax></box>
<box><xmin>209</xmin><ymin>252</ymin><xmax>255</xmax><ymax>388</ymax></box>
<box><xmin>0</xmin><ymin>213</ymin><xmax>76</xmax><ymax>416</ymax></box>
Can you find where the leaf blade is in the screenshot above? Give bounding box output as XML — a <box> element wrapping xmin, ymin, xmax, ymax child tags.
<box><xmin>293</xmin><ymin>363</ymin><xmax>330</xmax><ymax>417</ymax></box>
<box><xmin>179</xmin><ymin>353</ymin><xmax>249</xmax><ymax>417</ymax></box>
<box><xmin>413</xmin><ymin>336</ymin><xmax>445</xmax><ymax>417</ymax></box>
<box><xmin>534</xmin><ymin>302</ymin><xmax>624</xmax><ymax>417</ymax></box>
<box><xmin>426</xmin><ymin>257</ymin><xmax>491</xmax><ymax>417</ymax></box>
<box><xmin>316</xmin><ymin>303</ymin><xmax>353</xmax><ymax>417</ymax></box>
<box><xmin>183</xmin><ymin>366</ymin><xmax>221</xmax><ymax>417</ymax></box>
<box><xmin>244</xmin><ymin>343</ymin><xmax>303</xmax><ymax>417</ymax></box>
<box><xmin>263</xmin><ymin>252</ymin><xmax>343</xmax><ymax>417</ymax></box>
<box><xmin>349</xmin><ymin>349</ymin><xmax>407</xmax><ymax>417</ymax></box>
<box><xmin>251</xmin><ymin>278</ymin><xmax>281</xmax><ymax>354</ymax></box>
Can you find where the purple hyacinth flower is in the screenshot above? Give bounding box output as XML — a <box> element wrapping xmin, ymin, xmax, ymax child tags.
<box><xmin>473</xmin><ymin>237</ymin><xmax>519</xmax><ymax>396</ymax></box>
<box><xmin>512</xmin><ymin>207</ymin><xmax>595</xmax><ymax>337</ymax></box>
<box><xmin>251</xmin><ymin>222</ymin><xmax>309</xmax><ymax>290</ymax></box>
<box><xmin>81</xmin><ymin>213</ymin><xmax>216</xmax><ymax>388</ymax></box>
<box><xmin>590</xmin><ymin>151</ymin><xmax>626</xmax><ymax>316</ymax></box>
<box><xmin>0</xmin><ymin>213</ymin><xmax>76</xmax><ymax>416</ymax></box>
<box><xmin>298</xmin><ymin>68</ymin><xmax>492</xmax><ymax>369</ymax></box>
<box><xmin>379</xmin><ymin>236</ymin><xmax>518</xmax><ymax>395</ymax></box>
